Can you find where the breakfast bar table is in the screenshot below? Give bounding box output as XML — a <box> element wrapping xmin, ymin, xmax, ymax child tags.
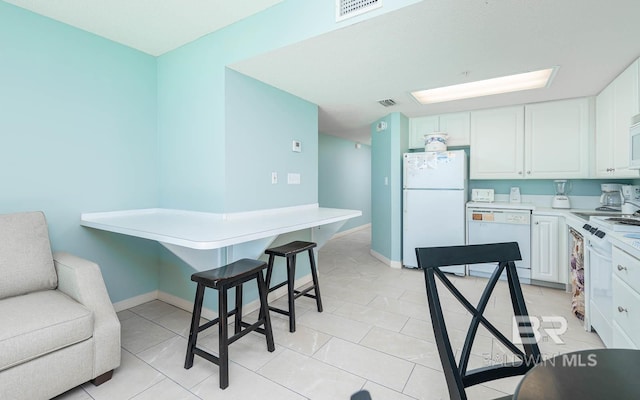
<box><xmin>80</xmin><ymin>205</ymin><xmax>362</xmax><ymax>270</ymax></box>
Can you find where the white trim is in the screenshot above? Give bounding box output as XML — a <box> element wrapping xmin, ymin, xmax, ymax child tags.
<box><xmin>113</xmin><ymin>290</ymin><xmax>158</xmax><ymax>312</ymax></box>
<box><xmin>112</xmin><ymin>274</ymin><xmax>314</xmax><ymax>318</ymax></box>
<box><xmin>330</xmin><ymin>223</ymin><xmax>371</xmax><ymax>239</ymax></box>
<box><xmin>370</xmin><ymin>249</ymin><xmax>402</xmax><ymax>269</ymax></box>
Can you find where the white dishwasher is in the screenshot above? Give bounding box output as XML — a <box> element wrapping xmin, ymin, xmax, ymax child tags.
<box><xmin>466</xmin><ymin>204</ymin><xmax>532</xmax><ymax>284</ymax></box>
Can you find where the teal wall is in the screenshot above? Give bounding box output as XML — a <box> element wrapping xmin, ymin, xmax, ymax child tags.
<box><xmin>371</xmin><ymin>113</ymin><xmax>408</xmax><ymax>262</ymax></box>
<box><xmin>0</xmin><ymin>2</ymin><xmax>160</xmax><ymax>303</ymax></box>
<box><xmin>318</xmin><ymin>134</ymin><xmax>371</xmax><ymax>231</ymax></box>
<box><xmin>469</xmin><ymin>178</ymin><xmax>634</xmax><ymax>196</ymax></box>
<box><xmin>225</xmin><ymin>69</ymin><xmax>318</xmax><ymax>211</ymax></box>
<box><xmin>0</xmin><ymin>0</ymin><xmax>421</xmax><ymax>307</ymax></box>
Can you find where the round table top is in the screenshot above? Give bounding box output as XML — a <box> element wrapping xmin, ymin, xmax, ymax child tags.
<box><xmin>514</xmin><ymin>348</ymin><xmax>640</xmax><ymax>400</ymax></box>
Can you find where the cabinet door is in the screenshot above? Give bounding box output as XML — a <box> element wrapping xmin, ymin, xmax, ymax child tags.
<box><xmin>525</xmin><ymin>98</ymin><xmax>590</xmax><ymax>179</ymax></box>
<box><xmin>595</xmin><ymin>83</ymin><xmax>615</xmax><ymax>177</ymax></box>
<box><xmin>439</xmin><ymin>112</ymin><xmax>470</xmax><ymax>146</ymax></box>
<box><xmin>612</xmin><ymin>60</ymin><xmax>640</xmax><ymax>177</ymax></box>
<box><xmin>470</xmin><ymin>106</ymin><xmax>524</xmax><ymax>179</ymax></box>
<box><xmin>409</xmin><ymin>116</ymin><xmax>439</xmax><ymax>149</ymax></box>
<box><xmin>531</xmin><ymin>215</ymin><xmax>560</xmax><ymax>282</ymax></box>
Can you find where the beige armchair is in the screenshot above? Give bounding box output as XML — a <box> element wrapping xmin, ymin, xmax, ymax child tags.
<box><xmin>0</xmin><ymin>211</ymin><xmax>121</xmax><ymax>400</ymax></box>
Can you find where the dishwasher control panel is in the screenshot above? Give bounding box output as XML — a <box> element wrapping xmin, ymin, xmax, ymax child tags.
<box><xmin>468</xmin><ymin>209</ymin><xmax>531</xmax><ymax>224</ymax></box>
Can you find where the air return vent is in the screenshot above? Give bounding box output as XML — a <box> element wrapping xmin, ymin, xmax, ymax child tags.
<box><xmin>336</xmin><ymin>0</ymin><xmax>382</xmax><ymax>22</ymax></box>
<box><xmin>378</xmin><ymin>98</ymin><xmax>396</xmax><ymax>107</ymax></box>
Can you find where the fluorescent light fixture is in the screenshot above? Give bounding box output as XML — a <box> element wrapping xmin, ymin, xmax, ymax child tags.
<box><xmin>411</xmin><ymin>67</ymin><xmax>557</xmax><ymax>104</ymax></box>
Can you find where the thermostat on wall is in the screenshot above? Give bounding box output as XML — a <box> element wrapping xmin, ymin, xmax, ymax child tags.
<box><xmin>292</xmin><ymin>140</ymin><xmax>302</xmax><ymax>152</ymax></box>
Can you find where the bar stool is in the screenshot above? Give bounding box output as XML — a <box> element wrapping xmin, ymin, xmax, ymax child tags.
<box><xmin>264</xmin><ymin>241</ymin><xmax>323</xmax><ymax>332</ymax></box>
<box><xmin>184</xmin><ymin>258</ymin><xmax>275</xmax><ymax>389</ymax></box>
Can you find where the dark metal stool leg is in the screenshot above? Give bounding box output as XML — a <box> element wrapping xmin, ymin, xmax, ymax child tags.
<box><xmin>218</xmin><ymin>284</ymin><xmax>229</xmax><ymax>389</ymax></box>
<box><xmin>257</xmin><ymin>272</ymin><xmax>275</xmax><ymax>351</ymax></box>
<box><xmin>185</xmin><ymin>284</ymin><xmax>205</xmax><ymax>369</ymax></box>
<box><xmin>287</xmin><ymin>255</ymin><xmax>297</xmax><ymax>332</ymax></box>
<box><xmin>308</xmin><ymin>248</ymin><xmax>323</xmax><ymax>312</ymax></box>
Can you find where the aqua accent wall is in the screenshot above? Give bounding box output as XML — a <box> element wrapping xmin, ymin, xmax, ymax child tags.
<box><xmin>225</xmin><ymin>69</ymin><xmax>318</xmax><ymax>212</ymax></box>
<box><xmin>371</xmin><ymin>113</ymin><xmax>408</xmax><ymax>263</ymax></box>
<box><xmin>1</xmin><ymin>0</ymin><xmax>422</xmax><ymax>307</ymax></box>
<box><xmin>469</xmin><ymin>179</ymin><xmax>635</xmax><ymax>196</ymax></box>
<box><xmin>0</xmin><ymin>2</ymin><xmax>159</xmax><ymax>303</ymax></box>
<box><xmin>318</xmin><ymin>134</ymin><xmax>372</xmax><ymax>231</ymax></box>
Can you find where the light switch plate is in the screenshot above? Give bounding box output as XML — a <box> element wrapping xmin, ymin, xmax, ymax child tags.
<box><xmin>287</xmin><ymin>173</ymin><xmax>301</xmax><ymax>184</ymax></box>
<box><xmin>292</xmin><ymin>140</ymin><xmax>302</xmax><ymax>152</ymax></box>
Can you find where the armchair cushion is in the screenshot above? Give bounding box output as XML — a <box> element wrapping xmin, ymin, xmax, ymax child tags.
<box><xmin>0</xmin><ymin>212</ymin><xmax>57</xmax><ymax>300</ymax></box>
<box><xmin>0</xmin><ymin>290</ymin><xmax>93</xmax><ymax>372</ymax></box>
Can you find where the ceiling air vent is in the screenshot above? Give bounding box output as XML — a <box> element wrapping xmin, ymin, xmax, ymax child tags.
<box><xmin>378</xmin><ymin>98</ymin><xmax>396</xmax><ymax>107</ymax></box>
<box><xmin>336</xmin><ymin>0</ymin><xmax>382</xmax><ymax>22</ymax></box>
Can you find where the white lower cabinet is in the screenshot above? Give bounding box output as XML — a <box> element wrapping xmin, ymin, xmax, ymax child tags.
<box><xmin>531</xmin><ymin>215</ymin><xmax>561</xmax><ymax>283</ymax></box>
<box><xmin>612</xmin><ymin>246</ymin><xmax>640</xmax><ymax>348</ymax></box>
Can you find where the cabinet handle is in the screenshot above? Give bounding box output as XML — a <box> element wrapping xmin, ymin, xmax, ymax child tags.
<box><xmin>535</xmin><ymin>222</ymin><xmax>539</xmax><ymax>225</ymax></box>
<box><xmin>617</xmin><ymin>264</ymin><xmax>627</xmax><ymax>271</ymax></box>
<box><xmin>527</xmin><ymin>171</ymin><xmax>531</xmax><ymax>175</ymax></box>
<box><xmin>618</xmin><ymin>306</ymin><xmax>628</xmax><ymax>313</ymax></box>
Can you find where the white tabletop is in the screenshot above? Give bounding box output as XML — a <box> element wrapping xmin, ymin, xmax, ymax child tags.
<box><xmin>80</xmin><ymin>205</ymin><xmax>362</xmax><ymax>250</ymax></box>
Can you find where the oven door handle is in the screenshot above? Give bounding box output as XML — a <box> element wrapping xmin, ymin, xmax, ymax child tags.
<box><xmin>586</xmin><ymin>242</ymin><xmax>612</xmax><ymax>261</ymax></box>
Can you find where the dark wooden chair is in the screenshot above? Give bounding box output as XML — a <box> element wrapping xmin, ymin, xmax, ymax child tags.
<box><xmin>415</xmin><ymin>242</ymin><xmax>542</xmax><ymax>400</ymax></box>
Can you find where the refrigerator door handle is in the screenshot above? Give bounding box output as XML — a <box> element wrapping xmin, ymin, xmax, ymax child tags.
<box><xmin>403</xmin><ymin>190</ymin><xmax>407</xmax><ymax>214</ymax></box>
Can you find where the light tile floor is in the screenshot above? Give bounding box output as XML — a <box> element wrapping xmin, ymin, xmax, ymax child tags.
<box><xmin>53</xmin><ymin>227</ymin><xmax>603</xmax><ymax>400</ymax></box>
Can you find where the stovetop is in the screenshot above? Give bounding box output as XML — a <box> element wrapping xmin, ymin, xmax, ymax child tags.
<box><xmin>590</xmin><ymin>215</ymin><xmax>640</xmax><ymax>232</ymax></box>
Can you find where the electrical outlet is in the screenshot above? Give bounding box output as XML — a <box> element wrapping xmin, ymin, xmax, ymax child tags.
<box><xmin>271</xmin><ymin>172</ymin><xmax>278</xmax><ymax>184</ymax></box>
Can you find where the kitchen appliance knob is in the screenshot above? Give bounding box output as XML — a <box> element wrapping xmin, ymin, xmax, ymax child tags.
<box><xmin>526</xmin><ymin>171</ymin><xmax>531</xmax><ymax>174</ymax></box>
<box><xmin>618</xmin><ymin>306</ymin><xmax>628</xmax><ymax>313</ymax></box>
<box><xmin>518</xmin><ymin>171</ymin><xmax>523</xmax><ymax>175</ymax></box>
<box><xmin>618</xmin><ymin>264</ymin><xmax>627</xmax><ymax>271</ymax></box>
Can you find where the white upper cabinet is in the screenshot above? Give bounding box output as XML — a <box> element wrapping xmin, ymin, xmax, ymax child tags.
<box><xmin>525</xmin><ymin>98</ymin><xmax>590</xmax><ymax>179</ymax></box>
<box><xmin>595</xmin><ymin>59</ymin><xmax>640</xmax><ymax>178</ymax></box>
<box><xmin>408</xmin><ymin>112</ymin><xmax>470</xmax><ymax>149</ymax></box>
<box><xmin>469</xmin><ymin>106</ymin><xmax>525</xmax><ymax>179</ymax></box>
<box><xmin>470</xmin><ymin>99</ymin><xmax>590</xmax><ymax>179</ymax></box>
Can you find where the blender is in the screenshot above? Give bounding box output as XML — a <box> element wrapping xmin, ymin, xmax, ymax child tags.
<box><xmin>552</xmin><ymin>180</ymin><xmax>571</xmax><ymax>209</ymax></box>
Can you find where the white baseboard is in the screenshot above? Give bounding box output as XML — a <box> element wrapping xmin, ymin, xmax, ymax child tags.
<box><xmin>113</xmin><ymin>290</ymin><xmax>158</xmax><ymax>312</ymax></box>
<box><xmin>370</xmin><ymin>249</ymin><xmax>402</xmax><ymax>269</ymax></box>
<box><xmin>113</xmin><ymin>275</ymin><xmax>314</xmax><ymax>319</ymax></box>
<box><xmin>330</xmin><ymin>223</ymin><xmax>371</xmax><ymax>239</ymax></box>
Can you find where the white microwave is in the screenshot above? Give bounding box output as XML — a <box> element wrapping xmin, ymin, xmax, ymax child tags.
<box><xmin>630</xmin><ymin>114</ymin><xmax>640</xmax><ymax>169</ymax></box>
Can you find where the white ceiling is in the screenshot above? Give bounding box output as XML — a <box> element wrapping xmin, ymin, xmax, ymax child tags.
<box><xmin>7</xmin><ymin>0</ymin><xmax>640</xmax><ymax>145</ymax></box>
<box><xmin>3</xmin><ymin>0</ymin><xmax>283</xmax><ymax>56</ymax></box>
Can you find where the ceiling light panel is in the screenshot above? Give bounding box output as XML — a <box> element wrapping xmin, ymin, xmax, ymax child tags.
<box><xmin>411</xmin><ymin>67</ymin><xmax>557</xmax><ymax>105</ymax></box>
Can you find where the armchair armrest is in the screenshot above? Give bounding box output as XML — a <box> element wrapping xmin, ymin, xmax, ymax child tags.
<box><xmin>53</xmin><ymin>252</ymin><xmax>121</xmax><ymax>378</ymax></box>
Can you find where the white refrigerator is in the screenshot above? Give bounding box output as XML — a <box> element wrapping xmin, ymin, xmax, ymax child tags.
<box><xmin>402</xmin><ymin>150</ymin><xmax>467</xmax><ymax>275</ymax></box>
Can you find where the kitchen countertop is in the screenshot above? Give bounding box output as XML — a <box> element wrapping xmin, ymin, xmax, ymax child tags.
<box><xmin>466</xmin><ymin>201</ymin><xmax>536</xmax><ymax>210</ymax></box>
<box><xmin>532</xmin><ymin>207</ymin><xmax>640</xmax><ymax>258</ymax></box>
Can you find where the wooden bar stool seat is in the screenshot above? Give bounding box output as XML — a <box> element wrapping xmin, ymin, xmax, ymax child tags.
<box><xmin>264</xmin><ymin>240</ymin><xmax>323</xmax><ymax>332</ymax></box>
<box><xmin>184</xmin><ymin>258</ymin><xmax>275</xmax><ymax>389</ymax></box>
